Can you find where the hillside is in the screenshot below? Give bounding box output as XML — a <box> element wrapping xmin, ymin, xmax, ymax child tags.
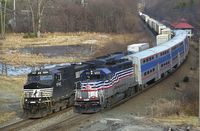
<box><xmin>144</xmin><ymin>0</ymin><xmax>200</xmax><ymax>37</ymax></box>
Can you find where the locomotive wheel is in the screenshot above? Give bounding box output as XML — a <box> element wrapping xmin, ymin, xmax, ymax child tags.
<box><xmin>69</xmin><ymin>96</ymin><xmax>75</xmax><ymax>106</ymax></box>
<box><xmin>106</xmin><ymin>98</ymin><xmax>112</xmax><ymax>108</ymax></box>
<box><xmin>52</xmin><ymin>109</ymin><xmax>56</xmax><ymax>113</ymax></box>
<box><xmin>125</xmin><ymin>88</ymin><xmax>132</xmax><ymax>97</ymax></box>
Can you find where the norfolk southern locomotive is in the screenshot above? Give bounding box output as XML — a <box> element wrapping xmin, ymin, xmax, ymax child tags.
<box><xmin>23</xmin><ymin>64</ymin><xmax>88</xmax><ymax>118</ymax></box>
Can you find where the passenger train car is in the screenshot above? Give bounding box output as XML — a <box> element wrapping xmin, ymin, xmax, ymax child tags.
<box><xmin>125</xmin><ymin>30</ymin><xmax>188</xmax><ymax>87</ymax></box>
<box><xmin>74</xmin><ymin>12</ymin><xmax>189</xmax><ymax>113</ymax></box>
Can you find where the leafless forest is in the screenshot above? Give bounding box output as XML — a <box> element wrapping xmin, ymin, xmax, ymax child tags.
<box><xmin>12</xmin><ymin>0</ymin><xmax>139</xmax><ymax>34</ymax></box>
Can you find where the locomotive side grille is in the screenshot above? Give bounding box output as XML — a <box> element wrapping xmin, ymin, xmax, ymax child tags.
<box><xmin>24</xmin><ymin>88</ymin><xmax>53</xmax><ymax>98</ymax></box>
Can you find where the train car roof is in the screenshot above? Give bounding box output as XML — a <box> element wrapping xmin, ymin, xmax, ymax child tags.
<box><xmin>162</xmin><ymin>30</ymin><xmax>187</xmax><ymax>47</ymax></box>
<box><xmin>126</xmin><ymin>30</ymin><xmax>187</xmax><ymax>60</ymax></box>
<box><xmin>150</xmin><ymin>45</ymin><xmax>170</xmax><ymax>52</ymax></box>
<box><xmin>127</xmin><ymin>49</ymin><xmax>155</xmax><ymax>59</ymax></box>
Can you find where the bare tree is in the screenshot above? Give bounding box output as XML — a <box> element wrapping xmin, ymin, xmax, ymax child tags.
<box><xmin>0</xmin><ymin>0</ymin><xmax>7</xmax><ymax>39</ymax></box>
<box><xmin>27</xmin><ymin>0</ymin><xmax>49</xmax><ymax>37</ymax></box>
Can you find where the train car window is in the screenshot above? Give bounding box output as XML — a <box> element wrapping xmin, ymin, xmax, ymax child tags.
<box><xmin>144</xmin><ymin>72</ymin><xmax>146</xmax><ymax>76</ymax></box>
<box><xmin>147</xmin><ymin>71</ymin><xmax>149</xmax><ymax>74</ymax></box>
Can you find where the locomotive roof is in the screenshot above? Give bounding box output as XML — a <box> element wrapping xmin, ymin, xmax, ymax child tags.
<box><xmin>96</xmin><ymin>68</ymin><xmax>111</xmax><ymax>74</ymax></box>
<box><xmin>95</xmin><ymin>52</ymin><xmax>125</xmax><ymax>62</ymax></box>
<box><xmin>29</xmin><ymin>64</ymin><xmax>72</xmax><ymax>75</ymax></box>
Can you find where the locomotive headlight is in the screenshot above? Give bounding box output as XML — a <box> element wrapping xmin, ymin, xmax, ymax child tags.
<box><xmin>25</xmin><ymin>99</ymin><xmax>28</xmax><ymax>102</ymax></box>
<box><xmin>39</xmin><ymin>98</ymin><xmax>41</xmax><ymax>101</ymax></box>
<box><xmin>78</xmin><ymin>96</ymin><xmax>82</xmax><ymax>99</ymax></box>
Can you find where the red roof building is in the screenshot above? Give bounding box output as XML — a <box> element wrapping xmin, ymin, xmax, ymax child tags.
<box><xmin>171</xmin><ymin>19</ymin><xmax>194</xmax><ymax>38</ymax></box>
<box><xmin>172</xmin><ymin>22</ymin><xmax>194</xmax><ymax>29</ymax></box>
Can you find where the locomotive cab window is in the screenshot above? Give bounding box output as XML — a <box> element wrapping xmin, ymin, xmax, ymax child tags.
<box><xmin>56</xmin><ymin>74</ymin><xmax>62</xmax><ymax>81</ymax></box>
<box><xmin>84</xmin><ymin>70</ymin><xmax>103</xmax><ymax>80</ymax></box>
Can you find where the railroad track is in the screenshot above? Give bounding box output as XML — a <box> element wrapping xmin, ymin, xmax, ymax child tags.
<box><xmin>43</xmin><ymin>113</ymin><xmax>92</xmax><ymax>131</ymax></box>
<box><xmin>0</xmin><ymin>107</ymin><xmax>73</xmax><ymax>131</ymax></box>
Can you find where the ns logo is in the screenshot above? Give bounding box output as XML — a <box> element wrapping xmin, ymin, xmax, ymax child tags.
<box><xmin>32</xmin><ymin>89</ymin><xmax>40</xmax><ymax>97</ymax></box>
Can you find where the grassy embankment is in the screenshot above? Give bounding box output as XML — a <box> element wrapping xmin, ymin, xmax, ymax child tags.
<box><xmin>0</xmin><ymin>32</ymin><xmax>147</xmax><ymax>66</ymax></box>
<box><xmin>0</xmin><ymin>76</ymin><xmax>25</xmax><ymax>124</ymax></box>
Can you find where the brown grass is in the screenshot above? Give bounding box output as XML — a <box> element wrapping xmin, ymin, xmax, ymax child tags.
<box><xmin>147</xmin><ymin>98</ymin><xmax>183</xmax><ymax>117</ymax></box>
<box><xmin>0</xmin><ymin>51</ymin><xmax>83</xmax><ymax>66</ymax></box>
<box><xmin>0</xmin><ymin>32</ymin><xmax>150</xmax><ymax>66</ymax></box>
<box><xmin>150</xmin><ymin>115</ymin><xmax>199</xmax><ymax>127</ymax></box>
<box><xmin>2</xmin><ymin>32</ymin><xmax>144</xmax><ymax>49</ymax></box>
<box><xmin>0</xmin><ymin>76</ymin><xmax>25</xmax><ymax>94</ymax></box>
<box><xmin>0</xmin><ymin>112</ymin><xmax>16</xmax><ymax>124</ymax></box>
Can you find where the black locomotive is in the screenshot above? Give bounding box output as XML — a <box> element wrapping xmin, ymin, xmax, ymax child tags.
<box><xmin>23</xmin><ymin>64</ymin><xmax>88</xmax><ymax>118</ymax></box>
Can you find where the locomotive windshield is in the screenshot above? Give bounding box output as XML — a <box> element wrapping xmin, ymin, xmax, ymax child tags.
<box><xmin>82</xmin><ymin>70</ymin><xmax>106</xmax><ymax>81</ymax></box>
<box><xmin>24</xmin><ymin>74</ymin><xmax>54</xmax><ymax>89</ymax></box>
<box><xmin>28</xmin><ymin>75</ymin><xmax>53</xmax><ymax>81</ymax></box>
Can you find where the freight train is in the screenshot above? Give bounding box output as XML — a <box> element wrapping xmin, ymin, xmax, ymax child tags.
<box><xmin>74</xmin><ymin>13</ymin><xmax>189</xmax><ymax>113</ymax></box>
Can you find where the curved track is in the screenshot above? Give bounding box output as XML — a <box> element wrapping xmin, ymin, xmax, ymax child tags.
<box><xmin>0</xmin><ymin>107</ymin><xmax>73</xmax><ymax>131</ymax></box>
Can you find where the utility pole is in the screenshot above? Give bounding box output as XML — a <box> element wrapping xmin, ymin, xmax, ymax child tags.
<box><xmin>13</xmin><ymin>0</ymin><xmax>16</xmax><ymax>21</ymax></box>
<box><xmin>138</xmin><ymin>0</ymin><xmax>145</xmax><ymax>12</ymax></box>
<box><xmin>0</xmin><ymin>0</ymin><xmax>7</xmax><ymax>39</ymax></box>
<box><xmin>199</xmin><ymin>36</ymin><xmax>200</xmax><ymax>125</ymax></box>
